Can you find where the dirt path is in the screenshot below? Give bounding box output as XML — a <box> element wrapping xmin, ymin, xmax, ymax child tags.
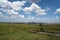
<box><xmin>37</xmin><ymin>32</ymin><xmax>60</xmax><ymax>36</ymax></box>
<box><xmin>31</xmin><ymin>30</ymin><xmax>60</xmax><ymax>37</ymax></box>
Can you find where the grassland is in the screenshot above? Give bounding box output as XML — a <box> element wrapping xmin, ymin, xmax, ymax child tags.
<box><xmin>0</xmin><ymin>23</ymin><xmax>60</xmax><ymax>40</ymax></box>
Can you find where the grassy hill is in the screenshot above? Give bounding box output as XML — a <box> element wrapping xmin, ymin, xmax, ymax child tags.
<box><xmin>0</xmin><ymin>23</ymin><xmax>60</xmax><ymax>40</ymax></box>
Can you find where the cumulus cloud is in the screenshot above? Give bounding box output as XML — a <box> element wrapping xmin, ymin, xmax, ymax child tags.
<box><xmin>10</xmin><ymin>15</ymin><xmax>24</xmax><ymax>19</ymax></box>
<box><xmin>0</xmin><ymin>1</ymin><xmax>47</xmax><ymax>17</ymax></box>
<box><xmin>36</xmin><ymin>9</ymin><xmax>47</xmax><ymax>15</ymax></box>
<box><xmin>7</xmin><ymin>10</ymin><xmax>19</xmax><ymax>16</ymax></box>
<box><xmin>30</xmin><ymin>3</ymin><xmax>40</xmax><ymax>10</ymax></box>
<box><xmin>24</xmin><ymin>0</ymin><xmax>41</xmax><ymax>3</ymax></box>
<box><xmin>23</xmin><ymin>7</ymin><xmax>33</xmax><ymax>14</ymax></box>
<box><xmin>0</xmin><ymin>0</ymin><xmax>7</xmax><ymax>2</ymax></box>
<box><xmin>24</xmin><ymin>3</ymin><xmax>40</xmax><ymax>12</ymax></box>
<box><xmin>24</xmin><ymin>3</ymin><xmax>47</xmax><ymax>15</ymax></box>
<box><xmin>19</xmin><ymin>15</ymin><xmax>24</xmax><ymax>18</ymax></box>
<box><xmin>0</xmin><ymin>0</ymin><xmax>49</xmax><ymax>22</ymax></box>
<box><xmin>11</xmin><ymin>1</ymin><xmax>25</xmax><ymax>10</ymax></box>
<box><xmin>55</xmin><ymin>8</ymin><xmax>60</xmax><ymax>13</ymax></box>
<box><xmin>0</xmin><ymin>2</ymin><xmax>11</xmax><ymax>9</ymax></box>
<box><xmin>27</xmin><ymin>16</ymin><xmax>34</xmax><ymax>20</ymax></box>
<box><xmin>0</xmin><ymin>0</ymin><xmax>25</xmax><ymax>18</ymax></box>
<box><xmin>0</xmin><ymin>1</ymin><xmax>25</xmax><ymax>10</ymax></box>
<box><xmin>0</xmin><ymin>12</ymin><xmax>3</xmax><ymax>16</ymax></box>
<box><xmin>7</xmin><ymin>10</ymin><xmax>24</xmax><ymax>18</ymax></box>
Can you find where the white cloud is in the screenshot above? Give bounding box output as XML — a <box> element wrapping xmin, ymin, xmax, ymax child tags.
<box><xmin>55</xmin><ymin>8</ymin><xmax>60</xmax><ymax>13</ymax></box>
<box><xmin>24</xmin><ymin>3</ymin><xmax>47</xmax><ymax>15</ymax></box>
<box><xmin>23</xmin><ymin>7</ymin><xmax>33</xmax><ymax>14</ymax></box>
<box><xmin>10</xmin><ymin>15</ymin><xmax>24</xmax><ymax>19</ymax></box>
<box><xmin>0</xmin><ymin>0</ymin><xmax>7</xmax><ymax>2</ymax></box>
<box><xmin>0</xmin><ymin>12</ymin><xmax>3</xmax><ymax>16</ymax></box>
<box><xmin>19</xmin><ymin>15</ymin><xmax>24</xmax><ymax>18</ymax></box>
<box><xmin>7</xmin><ymin>10</ymin><xmax>19</xmax><ymax>16</ymax></box>
<box><xmin>31</xmin><ymin>3</ymin><xmax>40</xmax><ymax>10</ymax></box>
<box><xmin>0</xmin><ymin>1</ymin><xmax>25</xmax><ymax>10</ymax></box>
<box><xmin>1</xmin><ymin>1</ymin><xmax>47</xmax><ymax>16</ymax></box>
<box><xmin>0</xmin><ymin>2</ymin><xmax>12</xmax><ymax>9</ymax></box>
<box><xmin>0</xmin><ymin>1</ymin><xmax>49</xmax><ymax>22</ymax></box>
<box><xmin>11</xmin><ymin>1</ymin><xmax>25</xmax><ymax>10</ymax></box>
<box><xmin>7</xmin><ymin>10</ymin><xmax>24</xmax><ymax>18</ymax></box>
<box><xmin>23</xmin><ymin>3</ymin><xmax>40</xmax><ymax>14</ymax></box>
<box><xmin>0</xmin><ymin>1</ymin><xmax>25</xmax><ymax>19</ymax></box>
<box><xmin>36</xmin><ymin>9</ymin><xmax>47</xmax><ymax>15</ymax></box>
<box><xmin>24</xmin><ymin>0</ymin><xmax>41</xmax><ymax>3</ymax></box>
<box><xmin>27</xmin><ymin>16</ymin><xmax>34</xmax><ymax>20</ymax></box>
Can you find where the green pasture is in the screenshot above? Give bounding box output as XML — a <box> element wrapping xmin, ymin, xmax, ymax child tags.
<box><xmin>0</xmin><ymin>23</ymin><xmax>60</xmax><ymax>40</ymax></box>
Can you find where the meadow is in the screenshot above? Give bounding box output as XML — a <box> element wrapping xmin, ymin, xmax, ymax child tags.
<box><xmin>0</xmin><ymin>23</ymin><xmax>60</xmax><ymax>40</ymax></box>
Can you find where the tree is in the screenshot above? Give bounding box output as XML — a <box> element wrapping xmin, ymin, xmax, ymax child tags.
<box><xmin>39</xmin><ymin>23</ymin><xmax>44</xmax><ymax>31</ymax></box>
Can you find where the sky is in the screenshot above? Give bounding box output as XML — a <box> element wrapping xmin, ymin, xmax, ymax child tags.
<box><xmin>0</xmin><ymin>0</ymin><xmax>60</xmax><ymax>23</ymax></box>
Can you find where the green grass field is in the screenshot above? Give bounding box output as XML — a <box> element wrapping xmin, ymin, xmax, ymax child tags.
<box><xmin>0</xmin><ymin>23</ymin><xmax>60</xmax><ymax>40</ymax></box>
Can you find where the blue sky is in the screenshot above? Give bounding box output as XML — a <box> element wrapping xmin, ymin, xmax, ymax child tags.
<box><xmin>0</xmin><ymin>0</ymin><xmax>60</xmax><ymax>23</ymax></box>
